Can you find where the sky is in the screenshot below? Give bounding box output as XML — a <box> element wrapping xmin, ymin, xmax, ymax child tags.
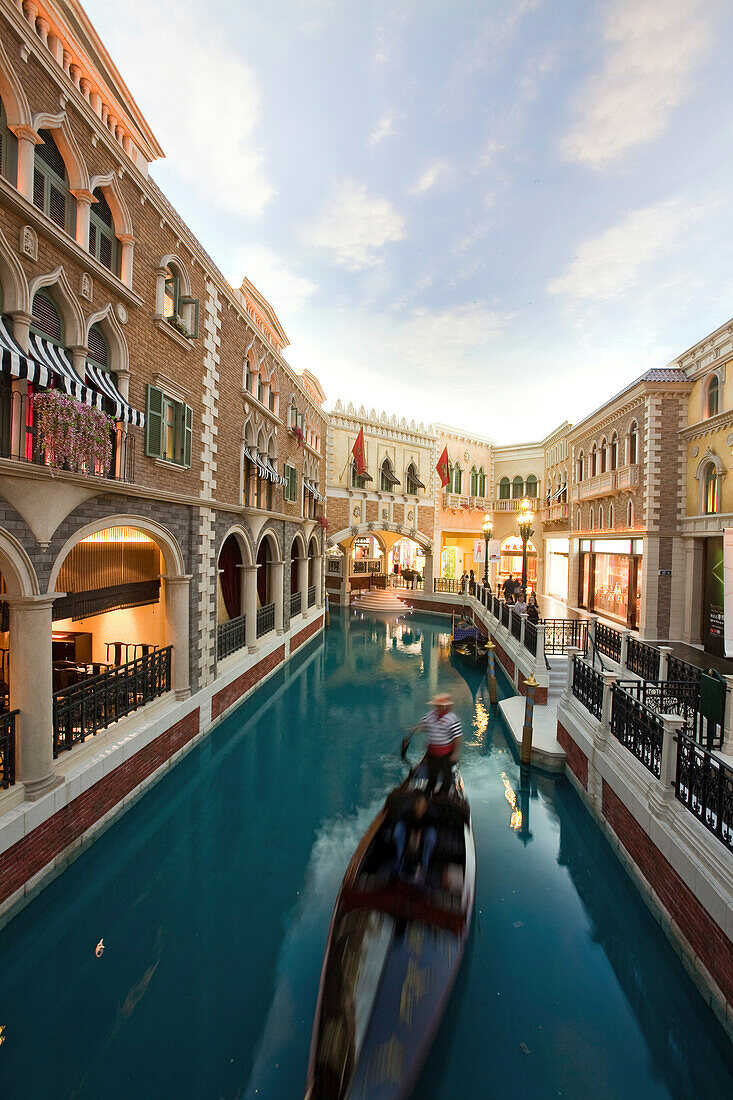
<box><xmin>84</xmin><ymin>0</ymin><xmax>733</xmax><ymax>443</ymax></box>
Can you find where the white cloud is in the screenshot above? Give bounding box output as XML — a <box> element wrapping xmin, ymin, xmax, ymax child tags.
<box><xmin>368</xmin><ymin>112</ymin><xmax>395</xmax><ymax>148</ymax></box>
<box><xmin>85</xmin><ymin>0</ymin><xmax>272</xmax><ymax>218</ymax></box>
<box><xmin>228</xmin><ymin>246</ymin><xmax>317</xmax><ymax>319</ymax></box>
<box><xmin>409</xmin><ymin>160</ymin><xmax>450</xmax><ymax>196</ymax></box>
<box><xmin>562</xmin><ymin>0</ymin><xmax>715</xmax><ymax>168</ymax></box>
<box><xmin>301</xmin><ymin>180</ymin><xmax>405</xmax><ymax>269</ymax></box>
<box><xmin>393</xmin><ymin>304</ymin><xmax>510</xmax><ymax>366</ymax></box>
<box><xmin>547</xmin><ymin>198</ymin><xmax>708</xmax><ymax>300</ymax></box>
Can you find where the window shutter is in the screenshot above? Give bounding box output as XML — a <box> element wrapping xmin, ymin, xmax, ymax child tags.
<box><xmin>99</xmin><ymin>232</ymin><xmax>113</xmax><ymax>271</ymax></box>
<box><xmin>48</xmin><ymin>183</ymin><xmax>67</xmax><ymax>230</ymax></box>
<box><xmin>89</xmin><ymin>221</ymin><xmax>97</xmax><ymax>257</ymax></box>
<box><xmin>145</xmin><ymin>385</ymin><xmax>164</xmax><ymax>458</ymax></box>
<box><xmin>183</xmin><ymin>404</ymin><xmax>193</xmax><ymax>467</ymax></box>
<box><xmin>180</xmin><ymin>296</ymin><xmax>199</xmax><ymax>338</ymax></box>
<box><xmin>33</xmin><ymin>168</ymin><xmax>44</xmax><ymax>210</ymax></box>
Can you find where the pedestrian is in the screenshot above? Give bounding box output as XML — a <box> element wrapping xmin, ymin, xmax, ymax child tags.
<box><xmin>502</xmin><ymin>575</ymin><xmax>514</xmax><ymax>603</ymax></box>
<box><xmin>407</xmin><ymin>692</ymin><xmax>463</xmax><ymax>798</ymax></box>
<box><xmin>527</xmin><ymin>592</ymin><xmax>540</xmax><ymax>624</ymax></box>
<box><xmin>514</xmin><ymin>594</ymin><xmax>528</xmax><ymax>617</ymax></box>
<box><xmin>513</xmin><ymin>575</ymin><xmax>523</xmax><ymax>602</ymax></box>
<box><xmin>460</xmin><ymin>571</ymin><xmax>469</xmax><ymax>595</ymax></box>
<box><xmin>469</xmin><ymin>569</ymin><xmax>475</xmax><ymax>595</ymax></box>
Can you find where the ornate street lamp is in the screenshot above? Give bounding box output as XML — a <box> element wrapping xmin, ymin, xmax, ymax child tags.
<box><xmin>481</xmin><ymin>513</ymin><xmax>493</xmax><ymax>587</ymax></box>
<box><xmin>517</xmin><ymin>497</ymin><xmax>534</xmax><ymax>600</ymax></box>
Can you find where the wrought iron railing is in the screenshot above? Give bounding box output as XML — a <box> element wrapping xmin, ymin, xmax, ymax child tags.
<box><xmin>667</xmin><ymin>654</ymin><xmax>702</xmax><ymax>686</ymax></box>
<box><xmin>618</xmin><ymin>679</ymin><xmax>722</xmax><ymax>751</ymax></box>
<box><xmin>542</xmin><ymin>619</ymin><xmax>588</xmax><ymax>655</ymax></box>
<box><xmin>595</xmin><ymin>621</ymin><xmax>622</xmax><ymax>663</ymax></box>
<box><xmin>53</xmin><ymin>647</ymin><xmax>171</xmax><ymax>756</ymax></box>
<box><xmin>327</xmin><ymin>559</ymin><xmax>341</xmax><ymax>574</ymax></box>
<box><xmin>676</xmin><ymin>733</ymin><xmax>733</xmax><ymax>850</ymax></box>
<box><xmin>524</xmin><ymin>620</ymin><xmax>537</xmax><ymax>657</ymax></box>
<box><xmin>256</xmin><ymin>602</ymin><xmax>276</xmax><ymax>637</ymax></box>
<box><xmin>501</xmin><ymin>602</ymin><xmax>510</xmax><ymax>629</ymax></box>
<box><xmin>610</xmin><ymin>683</ymin><xmax>662</xmax><ymax>778</ymax></box>
<box><xmin>53</xmin><ymin>579</ymin><xmax>160</xmax><ymax>623</ymax></box>
<box><xmin>308</xmin><ymin>585</ymin><xmax>316</xmax><ymax>608</ymax></box>
<box><xmin>511</xmin><ymin>612</ymin><xmax>522</xmax><ymax>641</ymax></box>
<box><xmin>626</xmin><ymin>636</ymin><xmax>660</xmax><ymax>681</ymax></box>
<box><xmin>434</xmin><ymin>579</ymin><xmax>462</xmax><ymax>594</ymax></box>
<box><xmin>290</xmin><ymin>592</ymin><xmax>302</xmax><ymax>617</ymax></box>
<box><xmin>572</xmin><ymin>656</ymin><xmax>604</xmax><ymax>721</ymax></box>
<box><xmin>392</xmin><ymin>574</ymin><xmax>425</xmax><ymax>591</ymax></box>
<box><xmin>0</xmin><ymin>708</ymin><xmax>18</xmax><ymax>788</ymax></box>
<box><xmin>217</xmin><ymin>614</ymin><xmax>247</xmax><ymax>661</ymax></box>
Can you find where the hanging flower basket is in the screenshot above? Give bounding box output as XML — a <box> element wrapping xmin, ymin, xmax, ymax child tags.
<box><xmin>316</xmin><ymin>516</ymin><xmax>329</xmax><ymax>531</ymax></box>
<box><xmin>291</xmin><ymin>426</ymin><xmax>304</xmax><ymax>447</ymax></box>
<box><xmin>31</xmin><ymin>390</ymin><xmax>115</xmax><ymax>476</ymax></box>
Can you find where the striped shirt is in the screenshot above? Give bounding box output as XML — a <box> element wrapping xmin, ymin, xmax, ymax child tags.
<box><xmin>420</xmin><ymin>710</ymin><xmax>462</xmax><ymax>756</ymax></box>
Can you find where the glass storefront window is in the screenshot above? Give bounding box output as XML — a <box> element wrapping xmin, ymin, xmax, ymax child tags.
<box><xmin>593</xmin><ymin>553</ymin><xmax>630</xmax><ymax>622</ymax></box>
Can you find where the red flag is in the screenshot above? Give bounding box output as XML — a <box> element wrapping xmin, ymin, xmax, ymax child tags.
<box><xmin>352</xmin><ymin>427</ymin><xmax>367</xmax><ymax>475</ymax></box>
<box><xmin>436</xmin><ymin>445</ymin><xmax>450</xmax><ymax>488</ymax></box>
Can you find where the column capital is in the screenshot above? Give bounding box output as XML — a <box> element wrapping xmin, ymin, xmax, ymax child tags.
<box><xmin>70</xmin><ymin>188</ymin><xmax>95</xmax><ymax>205</ymax></box>
<box><xmin>161</xmin><ymin>573</ymin><xmax>193</xmax><ymax>585</ymax></box>
<box><xmin>4</xmin><ymin>593</ymin><xmax>58</xmax><ymax>610</ymax></box>
<box><xmin>10</xmin><ymin>124</ymin><xmax>42</xmax><ymax>144</ymax></box>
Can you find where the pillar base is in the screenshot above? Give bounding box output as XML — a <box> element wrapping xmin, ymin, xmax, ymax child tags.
<box><xmin>248</xmin><ymin>644</ymin><xmax>258</xmax><ymax>654</ymax></box>
<box><xmin>174</xmin><ymin>688</ymin><xmax>191</xmax><ymax>701</ymax></box>
<box><xmin>23</xmin><ymin>771</ymin><xmax>62</xmax><ymax>802</ymax></box>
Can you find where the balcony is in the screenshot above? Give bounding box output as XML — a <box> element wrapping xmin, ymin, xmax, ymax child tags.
<box><xmin>490</xmin><ymin>498</ymin><xmax>541</xmax><ymax>512</ymax></box>
<box><xmin>442</xmin><ymin>493</ymin><xmax>492</xmax><ymax>511</ymax></box>
<box><xmin>571</xmin><ymin>464</ymin><xmax>639</xmax><ymax>501</ymax></box>
<box><xmin>542</xmin><ymin>502</ymin><xmax>569</xmax><ymax>523</ymax></box>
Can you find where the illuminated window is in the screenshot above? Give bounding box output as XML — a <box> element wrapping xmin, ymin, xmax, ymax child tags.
<box><xmin>707</xmin><ymin>375</ymin><xmax>719</xmax><ymax>419</ymax></box>
<box><xmin>704</xmin><ymin>465</ymin><xmax>719</xmax><ymax>514</ymax></box>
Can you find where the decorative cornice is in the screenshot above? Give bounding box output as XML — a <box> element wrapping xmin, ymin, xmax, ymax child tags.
<box><xmin>679</xmin><ymin>408</ymin><xmax>733</xmax><ymax>441</ymax></box>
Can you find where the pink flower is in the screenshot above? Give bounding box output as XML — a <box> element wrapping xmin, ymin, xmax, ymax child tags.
<box><xmin>31</xmin><ymin>390</ymin><xmax>115</xmax><ymax>476</ymax></box>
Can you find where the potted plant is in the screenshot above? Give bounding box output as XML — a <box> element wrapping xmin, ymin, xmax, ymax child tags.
<box><xmin>291</xmin><ymin>425</ymin><xmax>304</xmax><ymax>447</ymax></box>
<box><xmin>166</xmin><ymin>313</ymin><xmax>190</xmax><ymax>339</ymax></box>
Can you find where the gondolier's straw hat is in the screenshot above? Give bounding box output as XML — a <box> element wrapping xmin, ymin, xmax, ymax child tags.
<box><xmin>429</xmin><ymin>692</ymin><xmax>454</xmax><ymax>708</ymax></box>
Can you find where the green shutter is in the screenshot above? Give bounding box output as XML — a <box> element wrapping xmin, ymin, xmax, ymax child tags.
<box><xmin>180</xmin><ymin>296</ymin><xmax>200</xmax><ymax>338</ymax></box>
<box><xmin>145</xmin><ymin>385</ymin><xmax>164</xmax><ymax>458</ymax></box>
<box><xmin>183</xmin><ymin>404</ymin><xmax>193</xmax><ymax>467</ymax></box>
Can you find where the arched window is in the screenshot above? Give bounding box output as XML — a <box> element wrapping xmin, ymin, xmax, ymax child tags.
<box><xmin>470</xmin><ymin>465</ymin><xmax>478</xmax><ymax>495</ymax></box>
<box><xmin>452</xmin><ymin>463</ymin><xmax>462</xmax><ymax>494</ymax></box>
<box><xmin>591</xmin><ymin>443</ymin><xmax>598</xmax><ymax>477</ymax></box>
<box><xmin>525</xmin><ymin>474</ymin><xmax>538</xmax><ymax>498</ymax></box>
<box><xmin>562</xmin><ymin>471</ymin><xmax>568</xmax><ymax>502</ymax></box>
<box><xmin>577</xmin><ymin>451</ymin><xmax>584</xmax><ymax>482</ymax></box>
<box><xmin>89</xmin><ymin>188</ymin><xmax>119</xmax><ymax>274</ymax></box>
<box><xmin>380</xmin><ymin>456</ymin><xmax>400</xmax><ymax>491</ymax></box>
<box><xmin>598</xmin><ymin>505</ymin><xmax>604</xmax><ymax>529</ymax></box>
<box><xmin>627</xmin><ymin>500</ymin><xmax>633</xmax><ymax>527</ymax></box>
<box><xmin>0</xmin><ymin>98</ymin><xmax>16</xmax><ymax>184</ymax></box>
<box><xmin>498</xmin><ymin>476</ymin><xmax>510</xmax><ymax>499</ymax></box>
<box><xmin>162</xmin><ymin>260</ymin><xmax>199</xmax><ymax>338</ymax></box>
<box><xmin>257</xmin><ymin>373</ymin><xmax>264</xmax><ymax>403</ymax></box>
<box><xmin>244</xmin><ymin>358</ymin><xmax>252</xmax><ymax>392</ymax></box>
<box><xmin>477</xmin><ymin>467</ymin><xmax>486</xmax><ymax>497</ymax></box>
<box><xmin>87</xmin><ymin>323</ymin><xmax>111</xmax><ymax>373</ymax></box>
<box><xmin>30</xmin><ymin>291</ymin><xmax>63</xmax><ymax>345</ymax></box>
<box><xmin>707</xmin><ymin>375</ymin><xmax>719</xmax><ymax>419</ymax></box>
<box><xmin>512</xmin><ymin>475</ymin><xmax>524</xmax><ymax>499</ymax></box>
<box><xmin>609</xmin><ymin>504</ymin><xmax>614</xmax><ymax>529</ymax></box>
<box><xmin>704</xmin><ymin>464</ymin><xmax>719</xmax><ymax>514</ymax></box>
<box><xmin>577</xmin><ymin>510</ymin><xmax>582</xmax><ymax>529</ymax></box>
<box><xmin>600</xmin><ymin>438</ymin><xmax>607</xmax><ymax>474</ymax></box>
<box><xmin>610</xmin><ymin>432</ymin><xmax>618</xmax><ymax>470</ymax></box>
<box><xmin>406</xmin><ymin>462</ymin><xmax>424</xmax><ymax>495</ymax></box>
<box><xmin>628</xmin><ymin>421</ymin><xmax>638</xmax><ymax>465</ymax></box>
<box><xmin>33</xmin><ymin>129</ymin><xmax>73</xmax><ymax>233</ymax></box>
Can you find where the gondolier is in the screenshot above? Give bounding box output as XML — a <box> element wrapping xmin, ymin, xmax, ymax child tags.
<box><xmin>407</xmin><ymin>692</ymin><xmax>463</xmax><ymax>797</ymax></box>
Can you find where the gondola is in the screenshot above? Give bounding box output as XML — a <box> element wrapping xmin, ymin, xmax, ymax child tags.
<box><xmin>449</xmin><ymin>615</ymin><xmax>489</xmax><ymax>669</ymax></box>
<box><xmin>305</xmin><ymin>756</ymin><xmax>476</xmax><ymax>1100</ymax></box>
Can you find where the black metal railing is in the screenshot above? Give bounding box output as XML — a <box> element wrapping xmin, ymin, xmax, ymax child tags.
<box><xmin>618</xmin><ymin>679</ymin><xmax>722</xmax><ymax>751</ymax></box>
<box><xmin>217</xmin><ymin>614</ymin><xmax>247</xmax><ymax>661</ymax></box>
<box><xmin>667</xmin><ymin>654</ymin><xmax>702</xmax><ymax>686</ymax></box>
<box><xmin>610</xmin><ymin>683</ymin><xmax>663</xmax><ymax>778</ymax></box>
<box><xmin>676</xmin><ymin>733</ymin><xmax>733</xmax><ymax>850</ymax></box>
<box><xmin>595</xmin><ymin>621</ymin><xmax>622</xmax><ymax>663</ymax></box>
<box><xmin>0</xmin><ymin>708</ymin><xmax>18</xmax><ymax>788</ymax></box>
<box><xmin>392</xmin><ymin>574</ymin><xmax>425</xmax><ymax>591</ymax></box>
<box><xmin>0</xmin><ymin>388</ymin><xmax>136</xmax><ymax>482</ymax></box>
<box><xmin>572</xmin><ymin>656</ymin><xmax>604</xmax><ymax>721</ymax></box>
<box><xmin>626</xmin><ymin>636</ymin><xmax>660</xmax><ymax>681</ymax></box>
<box><xmin>501</xmin><ymin>602</ymin><xmax>510</xmax><ymax>629</ymax></box>
<box><xmin>53</xmin><ymin>579</ymin><xmax>160</xmax><ymax>623</ymax></box>
<box><xmin>511</xmin><ymin>612</ymin><xmax>522</xmax><ymax>641</ymax></box>
<box><xmin>434</xmin><ymin>579</ymin><xmax>462</xmax><ymax>594</ymax></box>
<box><xmin>372</xmin><ymin>573</ymin><xmax>388</xmax><ymax>590</ymax></box>
<box><xmin>308</xmin><ymin>585</ymin><xmax>316</xmax><ymax>608</ymax></box>
<box><xmin>256</xmin><ymin>602</ymin><xmax>276</xmax><ymax>637</ymax></box>
<box><xmin>290</xmin><ymin>592</ymin><xmax>302</xmax><ymax>617</ymax></box>
<box><xmin>490</xmin><ymin>595</ymin><xmax>499</xmax><ymax>618</ymax></box>
<box><xmin>542</xmin><ymin>619</ymin><xmax>588</xmax><ymax>655</ymax></box>
<box><xmin>327</xmin><ymin>559</ymin><xmax>341</xmax><ymax>574</ymax></box>
<box><xmin>53</xmin><ymin>647</ymin><xmax>171</xmax><ymax>756</ymax></box>
<box><xmin>524</xmin><ymin>620</ymin><xmax>537</xmax><ymax>657</ymax></box>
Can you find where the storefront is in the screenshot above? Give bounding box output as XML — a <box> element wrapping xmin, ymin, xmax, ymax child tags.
<box><xmin>578</xmin><ymin>538</ymin><xmax>643</xmax><ymax>628</ymax></box>
<box><xmin>388</xmin><ymin>537</ymin><xmax>425</xmax><ymax>575</ymax></box>
<box><xmin>350</xmin><ymin>536</ymin><xmax>383</xmax><ymax>575</ymax></box>
<box><xmin>500</xmin><ymin>536</ymin><xmax>537</xmax><ymax>589</ymax></box>
<box><xmin>702</xmin><ymin>535</ymin><xmax>724</xmax><ymax>656</ymax></box>
<box><xmin>545</xmin><ymin>537</ymin><xmax>569</xmax><ymax>601</ymax></box>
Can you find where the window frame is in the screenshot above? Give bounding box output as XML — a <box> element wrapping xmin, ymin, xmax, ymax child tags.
<box><xmin>283</xmin><ymin>462</ymin><xmax>297</xmax><ymax>502</ymax></box>
<box><xmin>145</xmin><ymin>384</ymin><xmax>193</xmax><ymax>468</ymax></box>
<box><xmin>89</xmin><ymin>188</ymin><xmax>119</xmax><ymax>275</ymax></box>
<box><xmin>33</xmin><ymin>129</ymin><xmax>73</xmax><ymax>235</ymax></box>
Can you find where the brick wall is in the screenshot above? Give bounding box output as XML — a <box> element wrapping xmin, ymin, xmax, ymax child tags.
<box><xmin>291</xmin><ymin>614</ymin><xmax>324</xmax><ymax>653</ymax></box>
<box><xmin>557</xmin><ymin>721</ymin><xmax>588</xmax><ymax>788</ymax></box>
<box><xmin>211</xmin><ymin>645</ymin><xmax>285</xmax><ymax>721</ymax></box>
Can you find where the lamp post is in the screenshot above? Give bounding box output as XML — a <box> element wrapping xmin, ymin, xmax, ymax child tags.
<box><xmin>517</xmin><ymin>497</ymin><xmax>534</xmax><ymax>601</ymax></box>
<box><xmin>481</xmin><ymin>513</ymin><xmax>493</xmax><ymax>587</ymax></box>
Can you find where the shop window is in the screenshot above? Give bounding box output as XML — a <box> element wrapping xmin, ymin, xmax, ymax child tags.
<box><xmin>30</xmin><ymin>291</ymin><xmax>63</xmax><ymax>344</ymax></box>
<box><xmin>511</xmin><ymin>476</ymin><xmax>523</xmax><ymax>499</ymax></box>
<box><xmin>33</xmin><ymin>130</ymin><xmax>74</xmax><ymax>234</ymax></box>
<box><xmin>610</xmin><ymin>432</ymin><xmax>618</xmax><ymax>470</ymax></box>
<box><xmin>628</xmin><ymin>422</ymin><xmax>638</xmax><ymax>465</ymax></box>
<box><xmin>89</xmin><ymin>188</ymin><xmax>119</xmax><ymax>274</ymax></box>
<box><xmin>145</xmin><ymin>385</ymin><xmax>193</xmax><ymax>467</ymax></box>
<box><xmin>704</xmin><ymin>465</ymin><xmax>719</xmax><ymax>514</ymax></box>
<box><xmin>498</xmin><ymin>476</ymin><xmax>510</xmax><ymax>499</ymax></box>
<box><xmin>163</xmin><ymin>265</ymin><xmax>199</xmax><ymax>339</ymax></box>
<box><xmin>706</xmin><ymin>375</ymin><xmax>719</xmax><ymax>419</ymax></box>
<box><xmin>525</xmin><ymin>474</ymin><xmax>538</xmax><ymax>498</ymax></box>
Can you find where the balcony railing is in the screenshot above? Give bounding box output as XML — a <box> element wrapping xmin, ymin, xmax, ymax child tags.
<box><xmin>626</xmin><ymin>636</ymin><xmax>660</xmax><ymax>681</ymax></box>
<box><xmin>619</xmin><ymin>678</ymin><xmax>723</xmax><ymax>751</ymax></box>
<box><xmin>442</xmin><ymin>493</ymin><xmax>492</xmax><ymax>511</ymax></box>
<box><xmin>53</xmin><ymin>647</ymin><xmax>171</xmax><ymax>756</ymax></box>
<box><xmin>290</xmin><ymin>592</ymin><xmax>302</xmax><ymax>618</ymax></box>
<box><xmin>571</xmin><ymin>464</ymin><xmax>639</xmax><ymax>501</ymax></box>
<box><xmin>610</xmin><ymin>683</ymin><xmax>662</xmax><ymax>778</ymax></box>
<box><xmin>572</xmin><ymin>656</ymin><xmax>603</xmax><ymax>721</ymax></box>
<box><xmin>256</xmin><ymin>602</ymin><xmax>276</xmax><ymax>637</ymax></box>
<box><xmin>676</xmin><ymin>734</ymin><xmax>733</xmax><ymax>850</ymax></box>
<box><xmin>491</xmin><ymin>498</ymin><xmax>540</xmax><ymax>512</ymax></box>
<box><xmin>0</xmin><ymin>708</ymin><xmax>18</xmax><ymax>788</ymax></box>
<box><xmin>434</xmin><ymin>579</ymin><xmax>462</xmax><ymax>594</ymax></box>
<box><xmin>543</xmin><ymin>502</ymin><xmax>569</xmax><ymax>522</ymax></box>
<box><xmin>308</xmin><ymin>585</ymin><xmax>316</xmax><ymax>608</ymax></box>
<box><xmin>0</xmin><ymin>389</ymin><xmax>135</xmax><ymax>483</ymax></box>
<box><xmin>217</xmin><ymin>614</ymin><xmax>247</xmax><ymax>661</ymax></box>
<box><xmin>53</xmin><ymin>579</ymin><xmax>159</xmax><ymax>623</ymax></box>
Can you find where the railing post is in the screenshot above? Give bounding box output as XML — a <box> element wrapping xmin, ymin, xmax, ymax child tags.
<box><xmin>486</xmin><ymin>639</ymin><xmax>498</xmax><ymax>705</ymax></box>
<box><xmin>658</xmin><ymin>714</ymin><xmax>684</xmax><ymax>797</ymax></box>
<box><xmin>534</xmin><ymin>622</ymin><xmax>546</xmax><ymax>675</ymax></box>
<box><xmin>507</xmin><ymin>605</ymin><xmax>513</xmax><ymax>637</ymax></box>
<box><xmin>658</xmin><ymin>645</ymin><xmax>672</xmax><ymax>682</ymax></box>
<box><xmin>601</xmin><ymin>671</ymin><xmax>618</xmax><ymax>735</ymax></box>
<box><xmin>520</xmin><ymin>612</ymin><xmax>527</xmax><ymax>648</ymax></box>
<box><xmin>564</xmin><ymin>647</ymin><xmax>583</xmax><ymax>701</ymax></box>
<box><xmin>620</xmin><ymin>628</ymin><xmax>631</xmax><ymax>674</ymax></box>
<box><xmin>588</xmin><ymin>613</ymin><xmax>598</xmax><ymax>652</ymax></box>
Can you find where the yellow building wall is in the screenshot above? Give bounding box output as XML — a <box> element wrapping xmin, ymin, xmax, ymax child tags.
<box><xmin>330</xmin><ymin>423</ymin><xmax>432</xmax><ymax>495</ymax></box>
<box><xmin>685</xmin><ymin>429</ymin><xmax>731</xmax><ymax>516</ymax></box>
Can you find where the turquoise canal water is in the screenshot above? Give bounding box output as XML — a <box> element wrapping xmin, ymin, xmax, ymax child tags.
<box><xmin>1</xmin><ymin>608</ymin><xmax>732</xmax><ymax>1099</ymax></box>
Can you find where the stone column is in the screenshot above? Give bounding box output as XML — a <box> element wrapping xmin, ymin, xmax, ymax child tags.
<box><xmin>272</xmin><ymin>559</ymin><xmax>285</xmax><ymax>634</ymax></box>
<box><xmin>118</xmin><ymin>234</ymin><xmax>135</xmax><ymax>288</ymax></box>
<box><xmin>71</xmin><ymin>189</ymin><xmax>94</xmax><ymax>250</ymax></box>
<box><xmin>519</xmin><ymin>612</ymin><xmax>527</xmax><ymax>648</ymax></box>
<box><xmin>600</xmin><ymin>671</ymin><xmax>618</xmax><ymax>737</ymax></box>
<box><xmin>243</xmin><ymin>564</ymin><xmax>259</xmax><ymax>651</ymax></box>
<box><xmin>12</xmin><ymin>126</ymin><xmax>41</xmax><ymax>203</ymax></box>
<box><xmin>313</xmin><ymin>551</ymin><xmax>324</xmax><ymax>608</ymax></box>
<box><xmin>235</xmin><ymin>564</ymin><xmax>247</xmax><ymax>616</ymax></box>
<box><xmin>423</xmin><ymin>549</ymin><xmax>434</xmax><ymax>593</ymax></box>
<box><xmin>69</xmin><ymin>345</ymin><xmax>87</xmax><ymax>381</ymax></box>
<box><xmin>534</xmin><ymin>622</ymin><xmax>546</xmax><ymax>678</ymax></box>
<box><xmin>163</xmin><ymin>575</ymin><xmax>191</xmax><ymax>700</ymax></box>
<box><xmin>7</xmin><ymin>595</ymin><xmax>57</xmax><ymax>800</ymax></box>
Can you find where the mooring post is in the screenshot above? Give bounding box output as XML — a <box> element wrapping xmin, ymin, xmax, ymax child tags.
<box><xmin>521</xmin><ymin>674</ymin><xmax>538</xmax><ymax>767</ymax></box>
<box><xmin>486</xmin><ymin>638</ymin><xmax>498</xmax><ymax>705</ymax></box>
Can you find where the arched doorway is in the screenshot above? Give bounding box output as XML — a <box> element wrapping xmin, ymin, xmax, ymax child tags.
<box><xmin>256</xmin><ymin>532</ymin><xmax>281</xmax><ymax>636</ymax></box>
<box><xmin>217</xmin><ymin>533</ymin><xmax>246</xmax><ymax>660</ymax></box>
<box><xmin>290</xmin><ymin>534</ymin><xmax>307</xmax><ymax>619</ymax></box>
<box><xmin>500</xmin><ymin>535</ymin><xmax>537</xmax><ymax>590</ymax></box>
<box><xmin>0</xmin><ymin>529</ymin><xmax>41</xmax><ymax>791</ymax></box>
<box><xmin>308</xmin><ymin>536</ymin><xmax>319</xmax><ymax>608</ymax></box>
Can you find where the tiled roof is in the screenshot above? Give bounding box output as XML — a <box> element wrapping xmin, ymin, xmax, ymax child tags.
<box><xmin>640</xmin><ymin>367</ymin><xmax>689</xmax><ymax>382</ymax></box>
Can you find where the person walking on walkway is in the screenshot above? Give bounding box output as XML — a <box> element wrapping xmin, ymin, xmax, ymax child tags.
<box><xmin>407</xmin><ymin>692</ymin><xmax>463</xmax><ymax>798</ymax></box>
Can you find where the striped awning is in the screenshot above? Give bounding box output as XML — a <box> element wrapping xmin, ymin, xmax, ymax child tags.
<box><xmin>262</xmin><ymin>455</ymin><xmax>279</xmax><ymax>483</ymax></box>
<box><xmin>0</xmin><ymin>318</ymin><xmax>48</xmax><ymax>385</ymax></box>
<box><xmin>85</xmin><ymin>362</ymin><xmax>145</xmax><ymax>427</ymax></box>
<box><xmin>305</xmin><ymin>478</ymin><xmax>326</xmax><ymax>502</ymax></box>
<box><xmin>29</xmin><ymin>334</ymin><xmax>101</xmax><ymax>408</ymax></box>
